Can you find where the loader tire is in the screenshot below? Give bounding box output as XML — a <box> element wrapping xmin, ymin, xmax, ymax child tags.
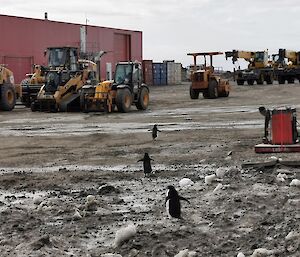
<box><xmin>208</xmin><ymin>80</ymin><xmax>218</xmax><ymax>98</ymax></box>
<box><xmin>287</xmin><ymin>78</ymin><xmax>294</xmax><ymax>84</ymax></box>
<box><xmin>136</xmin><ymin>87</ymin><xmax>149</xmax><ymax>110</ymax></box>
<box><xmin>190</xmin><ymin>85</ymin><xmax>199</xmax><ymax>99</ymax></box>
<box><xmin>0</xmin><ymin>83</ymin><xmax>16</xmax><ymax>111</ymax></box>
<box><xmin>237</xmin><ymin>80</ymin><xmax>244</xmax><ymax>85</ymax></box>
<box><xmin>203</xmin><ymin>90</ymin><xmax>209</xmax><ymax>99</ymax></box>
<box><xmin>20</xmin><ymin>78</ymin><xmax>31</xmax><ymax>107</ymax></box>
<box><xmin>247</xmin><ymin>79</ymin><xmax>254</xmax><ymax>85</ymax></box>
<box><xmin>278</xmin><ymin>77</ymin><xmax>285</xmax><ymax>84</ymax></box>
<box><xmin>116</xmin><ymin>88</ymin><xmax>132</xmax><ymax>113</ymax></box>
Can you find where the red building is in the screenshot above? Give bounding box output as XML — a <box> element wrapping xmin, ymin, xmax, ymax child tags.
<box><xmin>0</xmin><ymin>14</ymin><xmax>142</xmax><ymax>83</ymax></box>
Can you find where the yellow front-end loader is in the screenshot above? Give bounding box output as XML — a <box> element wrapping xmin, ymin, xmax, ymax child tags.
<box><xmin>0</xmin><ymin>65</ymin><xmax>16</xmax><ymax>111</ymax></box>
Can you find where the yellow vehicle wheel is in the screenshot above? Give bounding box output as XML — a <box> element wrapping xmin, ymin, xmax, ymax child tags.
<box><xmin>0</xmin><ymin>83</ymin><xmax>16</xmax><ymax>111</ymax></box>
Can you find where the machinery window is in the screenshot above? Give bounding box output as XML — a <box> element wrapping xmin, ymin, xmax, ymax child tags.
<box><xmin>48</xmin><ymin>49</ymin><xmax>66</xmax><ymax>67</ymax></box>
<box><xmin>115</xmin><ymin>64</ymin><xmax>133</xmax><ymax>84</ymax></box>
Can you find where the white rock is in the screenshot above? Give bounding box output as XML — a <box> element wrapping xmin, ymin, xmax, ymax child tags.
<box><xmin>285</xmin><ymin>231</ymin><xmax>300</xmax><ymax>240</ymax></box>
<box><xmin>101</xmin><ymin>254</ymin><xmax>122</xmax><ymax>257</ymax></box>
<box><xmin>188</xmin><ymin>251</ymin><xmax>197</xmax><ymax>257</ymax></box>
<box><xmin>179</xmin><ymin>178</ymin><xmax>194</xmax><ymax>188</ymax></box>
<box><xmin>237</xmin><ymin>252</ymin><xmax>245</xmax><ymax>257</ymax></box>
<box><xmin>85</xmin><ymin>195</ymin><xmax>98</xmax><ymax>211</ymax></box>
<box><xmin>205</xmin><ymin>174</ymin><xmax>216</xmax><ymax>184</ymax></box>
<box><xmin>213</xmin><ymin>183</ymin><xmax>223</xmax><ymax>192</ymax></box>
<box><xmin>276</xmin><ymin>173</ymin><xmax>287</xmax><ymax>182</ymax></box>
<box><xmin>174</xmin><ymin>249</ymin><xmax>189</xmax><ymax>257</ymax></box>
<box><xmin>113</xmin><ymin>224</ymin><xmax>137</xmax><ymax>247</ymax></box>
<box><xmin>290</xmin><ymin>179</ymin><xmax>300</xmax><ymax>187</ymax></box>
<box><xmin>73</xmin><ymin>209</ymin><xmax>82</xmax><ymax>220</ymax></box>
<box><xmin>269</xmin><ymin>156</ymin><xmax>278</xmax><ymax>161</ymax></box>
<box><xmin>251</xmin><ymin>248</ymin><xmax>274</xmax><ymax>257</ymax></box>
<box><xmin>86</xmin><ymin>195</ymin><xmax>96</xmax><ymax>203</ymax></box>
<box><xmin>33</xmin><ymin>196</ymin><xmax>43</xmax><ymax>205</ymax></box>
<box><xmin>215</xmin><ymin>167</ymin><xmax>227</xmax><ymax>178</ymax></box>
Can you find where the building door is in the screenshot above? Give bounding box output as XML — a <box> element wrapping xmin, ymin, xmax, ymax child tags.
<box><xmin>114</xmin><ymin>33</ymin><xmax>131</xmax><ymax>64</ymax></box>
<box><xmin>3</xmin><ymin>56</ymin><xmax>33</xmax><ymax>83</ymax></box>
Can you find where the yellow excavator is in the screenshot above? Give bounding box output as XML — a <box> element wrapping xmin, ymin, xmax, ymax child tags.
<box><xmin>225</xmin><ymin>50</ymin><xmax>274</xmax><ymax>85</ymax></box>
<box><xmin>80</xmin><ymin>61</ymin><xmax>150</xmax><ymax>113</ymax></box>
<box><xmin>31</xmin><ymin>47</ymin><xmax>97</xmax><ymax>112</ymax></box>
<box><xmin>0</xmin><ymin>65</ymin><xmax>17</xmax><ymax>111</ymax></box>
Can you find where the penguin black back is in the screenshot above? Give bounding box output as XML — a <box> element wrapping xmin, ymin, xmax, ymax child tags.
<box><xmin>138</xmin><ymin>152</ymin><xmax>153</xmax><ymax>176</ymax></box>
<box><xmin>152</xmin><ymin>124</ymin><xmax>160</xmax><ymax>140</ymax></box>
<box><xmin>165</xmin><ymin>185</ymin><xmax>189</xmax><ymax>219</ymax></box>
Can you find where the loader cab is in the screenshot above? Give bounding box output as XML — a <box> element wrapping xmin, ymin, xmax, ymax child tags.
<box><xmin>44</xmin><ymin>47</ymin><xmax>80</xmax><ymax>93</ymax></box>
<box><xmin>47</xmin><ymin>47</ymin><xmax>79</xmax><ymax>71</ymax></box>
<box><xmin>114</xmin><ymin>62</ymin><xmax>142</xmax><ymax>92</ymax></box>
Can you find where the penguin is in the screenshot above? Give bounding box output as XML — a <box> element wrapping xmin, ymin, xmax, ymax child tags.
<box><xmin>138</xmin><ymin>153</ymin><xmax>154</xmax><ymax>176</ymax></box>
<box><xmin>165</xmin><ymin>185</ymin><xmax>190</xmax><ymax>219</ymax></box>
<box><xmin>151</xmin><ymin>124</ymin><xmax>161</xmax><ymax>140</ymax></box>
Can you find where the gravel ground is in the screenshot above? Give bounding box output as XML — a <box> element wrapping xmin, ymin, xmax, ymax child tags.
<box><xmin>0</xmin><ymin>82</ymin><xmax>299</xmax><ymax>257</ymax></box>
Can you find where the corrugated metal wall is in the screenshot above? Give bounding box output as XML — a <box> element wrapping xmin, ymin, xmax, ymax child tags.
<box><xmin>0</xmin><ymin>15</ymin><xmax>142</xmax><ymax>83</ymax></box>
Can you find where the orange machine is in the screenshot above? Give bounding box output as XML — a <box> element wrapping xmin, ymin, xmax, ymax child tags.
<box><xmin>187</xmin><ymin>52</ymin><xmax>230</xmax><ymax>99</ymax></box>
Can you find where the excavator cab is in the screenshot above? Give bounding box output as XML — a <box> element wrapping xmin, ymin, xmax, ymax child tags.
<box><xmin>187</xmin><ymin>52</ymin><xmax>230</xmax><ymax>99</ymax></box>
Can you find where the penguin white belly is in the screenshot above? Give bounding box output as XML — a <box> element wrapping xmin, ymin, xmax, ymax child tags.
<box><xmin>165</xmin><ymin>199</ymin><xmax>171</xmax><ymax>218</ymax></box>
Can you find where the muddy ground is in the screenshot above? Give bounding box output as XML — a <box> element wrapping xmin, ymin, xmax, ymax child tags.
<box><xmin>0</xmin><ymin>82</ymin><xmax>299</xmax><ymax>257</ymax></box>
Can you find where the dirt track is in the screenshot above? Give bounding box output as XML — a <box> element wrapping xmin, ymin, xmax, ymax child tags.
<box><xmin>0</xmin><ymin>82</ymin><xmax>299</xmax><ymax>257</ymax></box>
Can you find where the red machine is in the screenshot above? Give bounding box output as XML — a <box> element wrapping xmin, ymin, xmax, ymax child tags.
<box><xmin>255</xmin><ymin>106</ymin><xmax>300</xmax><ymax>153</ymax></box>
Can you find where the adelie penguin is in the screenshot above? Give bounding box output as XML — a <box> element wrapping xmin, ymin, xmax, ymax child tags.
<box><xmin>138</xmin><ymin>153</ymin><xmax>154</xmax><ymax>176</ymax></box>
<box><xmin>165</xmin><ymin>185</ymin><xmax>190</xmax><ymax>219</ymax></box>
<box><xmin>151</xmin><ymin>124</ymin><xmax>161</xmax><ymax>140</ymax></box>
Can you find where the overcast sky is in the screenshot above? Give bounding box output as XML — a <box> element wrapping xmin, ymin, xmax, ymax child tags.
<box><xmin>2</xmin><ymin>0</ymin><xmax>300</xmax><ymax>70</ymax></box>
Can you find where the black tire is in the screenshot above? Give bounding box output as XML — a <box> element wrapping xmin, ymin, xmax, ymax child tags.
<box><xmin>0</xmin><ymin>83</ymin><xmax>16</xmax><ymax>111</ymax></box>
<box><xmin>136</xmin><ymin>87</ymin><xmax>149</xmax><ymax>110</ymax></box>
<box><xmin>203</xmin><ymin>90</ymin><xmax>209</xmax><ymax>99</ymax></box>
<box><xmin>247</xmin><ymin>80</ymin><xmax>254</xmax><ymax>85</ymax></box>
<box><xmin>265</xmin><ymin>75</ymin><xmax>274</xmax><ymax>85</ymax></box>
<box><xmin>256</xmin><ymin>78</ymin><xmax>264</xmax><ymax>85</ymax></box>
<box><xmin>219</xmin><ymin>91</ymin><xmax>230</xmax><ymax>97</ymax></box>
<box><xmin>31</xmin><ymin>101</ymin><xmax>37</xmax><ymax>112</ymax></box>
<box><xmin>189</xmin><ymin>85</ymin><xmax>199</xmax><ymax>99</ymax></box>
<box><xmin>287</xmin><ymin>78</ymin><xmax>294</xmax><ymax>84</ymax></box>
<box><xmin>116</xmin><ymin>88</ymin><xmax>132</xmax><ymax>113</ymax></box>
<box><xmin>237</xmin><ymin>80</ymin><xmax>244</xmax><ymax>85</ymax></box>
<box><xmin>278</xmin><ymin>77</ymin><xmax>285</xmax><ymax>84</ymax></box>
<box><xmin>208</xmin><ymin>80</ymin><xmax>218</xmax><ymax>98</ymax></box>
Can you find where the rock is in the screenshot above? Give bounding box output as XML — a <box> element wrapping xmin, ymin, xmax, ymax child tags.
<box><xmin>30</xmin><ymin>235</ymin><xmax>51</xmax><ymax>250</ymax></box>
<box><xmin>250</xmin><ymin>248</ymin><xmax>274</xmax><ymax>257</ymax></box>
<box><xmin>113</xmin><ymin>224</ymin><xmax>137</xmax><ymax>247</ymax></box>
<box><xmin>73</xmin><ymin>209</ymin><xmax>82</xmax><ymax>220</ymax></box>
<box><xmin>215</xmin><ymin>167</ymin><xmax>227</xmax><ymax>178</ymax></box>
<box><xmin>174</xmin><ymin>249</ymin><xmax>189</xmax><ymax>257</ymax></box>
<box><xmin>290</xmin><ymin>179</ymin><xmax>300</xmax><ymax>187</ymax></box>
<box><xmin>98</xmin><ymin>184</ymin><xmax>120</xmax><ymax>195</ymax></box>
<box><xmin>205</xmin><ymin>174</ymin><xmax>216</xmax><ymax>184</ymax></box>
<box><xmin>179</xmin><ymin>178</ymin><xmax>194</xmax><ymax>188</ymax></box>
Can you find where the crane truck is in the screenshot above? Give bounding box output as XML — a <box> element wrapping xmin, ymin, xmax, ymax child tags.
<box><xmin>225</xmin><ymin>50</ymin><xmax>274</xmax><ymax>85</ymax></box>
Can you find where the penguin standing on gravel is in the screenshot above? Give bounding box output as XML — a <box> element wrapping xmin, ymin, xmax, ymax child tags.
<box><xmin>165</xmin><ymin>185</ymin><xmax>190</xmax><ymax>219</ymax></box>
<box><xmin>138</xmin><ymin>153</ymin><xmax>154</xmax><ymax>176</ymax></box>
<box><xmin>151</xmin><ymin>124</ymin><xmax>161</xmax><ymax>140</ymax></box>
